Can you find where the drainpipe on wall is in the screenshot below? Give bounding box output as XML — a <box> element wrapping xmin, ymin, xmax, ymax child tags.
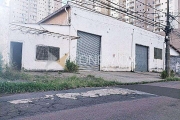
<box><xmin>65</xmin><ymin>7</ymin><xmax>71</xmax><ymax>60</ymax></box>
<box><xmin>131</xmin><ymin>29</ymin><xmax>134</xmax><ymax>72</ymax></box>
<box><xmin>163</xmin><ymin>42</ymin><xmax>166</xmax><ymax>71</ymax></box>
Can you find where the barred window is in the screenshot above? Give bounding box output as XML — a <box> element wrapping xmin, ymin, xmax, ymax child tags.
<box><xmin>154</xmin><ymin>48</ymin><xmax>162</xmax><ymax>60</ymax></box>
<box><xmin>36</xmin><ymin>45</ymin><xmax>59</xmax><ymax>61</ymax></box>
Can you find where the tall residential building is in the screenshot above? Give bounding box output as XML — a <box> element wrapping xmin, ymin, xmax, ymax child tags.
<box><xmin>153</xmin><ymin>0</ymin><xmax>180</xmax><ymax>31</ymax></box>
<box><xmin>0</xmin><ymin>1</ymin><xmax>9</xmax><ymax>60</ymax></box>
<box><xmin>121</xmin><ymin>0</ymin><xmax>180</xmax><ymax>32</ymax></box>
<box><xmin>9</xmin><ymin>0</ymin><xmax>62</xmax><ymax>23</ymax></box>
<box><xmin>70</xmin><ymin>0</ymin><xmax>180</xmax><ymax>32</ymax></box>
<box><xmin>125</xmin><ymin>0</ymin><xmax>155</xmax><ymax>32</ymax></box>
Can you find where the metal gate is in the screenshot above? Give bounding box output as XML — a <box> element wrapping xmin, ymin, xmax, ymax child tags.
<box><xmin>76</xmin><ymin>31</ymin><xmax>101</xmax><ymax>71</ymax></box>
<box><xmin>135</xmin><ymin>44</ymin><xmax>148</xmax><ymax>72</ymax></box>
<box><xmin>10</xmin><ymin>42</ymin><xmax>23</xmax><ymax>70</ymax></box>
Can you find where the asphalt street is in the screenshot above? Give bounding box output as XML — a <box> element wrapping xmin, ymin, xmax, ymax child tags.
<box><xmin>0</xmin><ymin>81</ymin><xmax>180</xmax><ymax>120</ymax></box>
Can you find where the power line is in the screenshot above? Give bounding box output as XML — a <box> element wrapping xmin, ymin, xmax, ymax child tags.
<box><xmin>105</xmin><ymin>0</ymin><xmax>165</xmax><ymax>27</ymax></box>
<box><xmin>53</xmin><ymin>0</ymin><xmax>167</xmax><ymax>31</ymax></box>
<box><xmin>74</xmin><ymin>1</ymin><xmax>164</xmax><ymax>29</ymax></box>
<box><xmin>54</xmin><ymin>0</ymin><xmax>166</xmax><ymax>30</ymax></box>
<box><xmin>93</xmin><ymin>0</ymin><xmax>166</xmax><ymax>29</ymax></box>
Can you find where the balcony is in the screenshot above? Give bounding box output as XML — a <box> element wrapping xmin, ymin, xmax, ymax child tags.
<box><xmin>155</xmin><ymin>0</ymin><xmax>161</xmax><ymax>6</ymax></box>
<box><xmin>129</xmin><ymin>0</ymin><xmax>134</xmax><ymax>3</ymax></box>
<box><xmin>129</xmin><ymin>3</ymin><xmax>134</xmax><ymax>9</ymax></box>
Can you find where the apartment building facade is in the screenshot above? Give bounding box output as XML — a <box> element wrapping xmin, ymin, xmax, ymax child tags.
<box><xmin>4</xmin><ymin>0</ymin><xmax>180</xmax><ymax>29</ymax></box>
<box><xmin>118</xmin><ymin>0</ymin><xmax>180</xmax><ymax>32</ymax></box>
<box><xmin>9</xmin><ymin>0</ymin><xmax>62</xmax><ymax>23</ymax></box>
<box><xmin>71</xmin><ymin>0</ymin><xmax>180</xmax><ymax>32</ymax></box>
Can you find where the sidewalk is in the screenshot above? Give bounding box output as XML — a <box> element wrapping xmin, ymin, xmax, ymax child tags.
<box><xmin>28</xmin><ymin>71</ymin><xmax>163</xmax><ymax>83</ymax></box>
<box><xmin>76</xmin><ymin>71</ymin><xmax>162</xmax><ymax>83</ymax></box>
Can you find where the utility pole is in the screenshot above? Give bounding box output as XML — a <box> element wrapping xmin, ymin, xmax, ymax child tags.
<box><xmin>165</xmin><ymin>0</ymin><xmax>171</xmax><ymax>76</ymax></box>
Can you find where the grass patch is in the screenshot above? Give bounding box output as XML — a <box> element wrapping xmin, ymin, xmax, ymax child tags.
<box><xmin>1</xmin><ymin>67</ymin><xmax>180</xmax><ymax>95</ymax></box>
<box><xmin>0</xmin><ymin>75</ymin><xmax>120</xmax><ymax>95</ymax></box>
<box><xmin>166</xmin><ymin>77</ymin><xmax>180</xmax><ymax>81</ymax></box>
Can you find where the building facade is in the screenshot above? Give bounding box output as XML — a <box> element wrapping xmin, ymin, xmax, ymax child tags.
<box><xmin>118</xmin><ymin>0</ymin><xmax>180</xmax><ymax>32</ymax></box>
<box><xmin>70</xmin><ymin>0</ymin><xmax>180</xmax><ymax>32</ymax></box>
<box><xmin>6</xmin><ymin>0</ymin><xmax>180</xmax><ymax>29</ymax></box>
<box><xmin>9</xmin><ymin>0</ymin><xmax>62</xmax><ymax>23</ymax></box>
<box><xmin>38</xmin><ymin>4</ymin><xmax>165</xmax><ymax>72</ymax></box>
<box><xmin>0</xmin><ymin>1</ymin><xmax>9</xmax><ymax>64</ymax></box>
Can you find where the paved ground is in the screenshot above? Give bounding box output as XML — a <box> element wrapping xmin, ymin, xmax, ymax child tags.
<box><xmin>0</xmin><ymin>87</ymin><xmax>154</xmax><ymax>120</ymax></box>
<box><xmin>79</xmin><ymin>71</ymin><xmax>162</xmax><ymax>83</ymax></box>
<box><xmin>0</xmin><ymin>81</ymin><xmax>180</xmax><ymax>120</ymax></box>
<box><xmin>29</xmin><ymin>71</ymin><xmax>162</xmax><ymax>83</ymax></box>
<box><xmin>15</xmin><ymin>96</ymin><xmax>180</xmax><ymax>120</ymax></box>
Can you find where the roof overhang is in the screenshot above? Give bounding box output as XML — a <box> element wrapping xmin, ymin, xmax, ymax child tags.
<box><xmin>10</xmin><ymin>23</ymin><xmax>79</xmax><ymax>40</ymax></box>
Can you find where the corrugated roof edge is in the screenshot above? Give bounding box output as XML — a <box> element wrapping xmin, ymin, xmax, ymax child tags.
<box><xmin>37</xmin><ymin>4</ymin><xmax>70</xmax><ymax>24</ymax></box>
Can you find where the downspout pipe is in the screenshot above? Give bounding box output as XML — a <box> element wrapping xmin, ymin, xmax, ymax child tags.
<box><xmin>65</xmin><ymin>7</ymin><xmax>71</xmax><ymax>60</ymax></box>
<box><xmin>65</xmin><ymin>7</ymin><xmax>69</xmax><ymax>25</ymax></box>
<box><xmin>131</xmin><ymin>29</ymin><xmax>134</xmax><ymax>72</ymax></box>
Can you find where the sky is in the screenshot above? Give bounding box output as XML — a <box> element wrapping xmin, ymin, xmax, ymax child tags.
<box><xmin>0</xmin><ymin>0</ymin><xmax>9</xmax><ymax>6</ymax></box>
<box><xmin>62</xmin><ymin>0</ymin><xmax>69</xmax><ymax>6</ymax></box>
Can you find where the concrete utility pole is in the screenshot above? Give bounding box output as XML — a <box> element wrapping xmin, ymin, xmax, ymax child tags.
<box><xmin>165</xmin><ymin>0</ymin><xmax>171</xmax><ymax>76</ymax></box>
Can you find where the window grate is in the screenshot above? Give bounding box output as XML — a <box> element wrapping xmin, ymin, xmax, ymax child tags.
<box><xmin>154</xmin><ymin>48</ymin><xmax>162</xmax><ymax>60</ymax></box>
<box><xmin>36</xmin><ymin>45</ymin><xmax>59</xmax><ymax>61</ymax></box>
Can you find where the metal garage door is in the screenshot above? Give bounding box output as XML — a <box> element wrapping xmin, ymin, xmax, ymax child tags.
<box><xmin>135</xmin><ymin>44</ymin><xmax>148</xmax><ymax>72</ymax></box>
<box><xmin>76</xmin><ymin>31</ymin><xmax>101</xmax><ymax>71</ymax></box>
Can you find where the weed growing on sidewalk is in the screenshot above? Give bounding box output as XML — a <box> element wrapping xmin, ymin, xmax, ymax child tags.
<box><xmin>166</xmin><ymin>77</ymin><xmax>180</xmax><ymax>81</ymax></box>
<box><xmin>160</xmin><ymin>70</ymin><xmax>175</xmax><ymax>79</ymax></box>
<box><xmin>0</xmin><ymin>53</ymin><xmax>3</xmax><ymax>74</ymax></box>
<box><xmin>0</xmin><ymin>75</ymin><xmax>119</xmax><ymax>94</ymax></box>
<box><xmin>64</xmin><ymin>59</ymin><xmax>78</xmax><ymax>73</ymax></box>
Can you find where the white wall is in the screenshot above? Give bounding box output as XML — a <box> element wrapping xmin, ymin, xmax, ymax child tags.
<box><xmin>170</xmin><ymin>47</ymin><xmax>180</xmax><ymax>56</ymax></box>
<box><xmin>0</xmin><ymin>5</ymin><xmax>9</xmax><ymax>66</ymax></box>
<box><xmin>70</xmin><ymin>5</ymin><xmax>165</xmax><ymax>72</ymax></box>
<box><xmin>7</xmin><ymin>26</ymin><xmax>71</xmax><ymax>71</ymax></box>
<box><xmin>3</xmin><ymin>5</ymin><xmax>166</xmax><ymax>72</ymax></box>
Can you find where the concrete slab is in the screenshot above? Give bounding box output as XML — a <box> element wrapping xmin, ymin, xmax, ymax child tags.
<box><xmin>27</xmin><ymin>71</ymin><xmax>162</xmax><ymax>83</ymax></box>
<box><xmin>78</xmin><ymin>71</ymin><xmax>162</xmax><ymax>83</ymax></box>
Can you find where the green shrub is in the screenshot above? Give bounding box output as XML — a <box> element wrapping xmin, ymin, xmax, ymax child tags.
<box><xmin>170</xmin><ymin>70</ymin><xmax>175</xmax><ymax>77</ymax></box>
<box><xmin>64</xmin><ymin>59</ymin><xmax>78</xmax><ymax>73</ymax></box>
<box><xmin>0</xmin><ymin>63</ymin><xmax>33</xmax><ymax>81</ymax></box>
<box><xmin>0</xmin><ymin>53</ymin><xmax>3</xmax><ymax>73</ymax></box>
<box><xmin>161</xmin><ymin>70</ymin><xmax>167</xmax><ymax>79</ymax></box>
<box><xmin>161</xmin><ymin>70</ymin><xmax>175</xmax><ymax>79</ymax></box>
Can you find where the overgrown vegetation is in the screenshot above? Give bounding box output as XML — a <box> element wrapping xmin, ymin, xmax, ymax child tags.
<box><xmin>0</xmin><ymin>56</ymin><xmax>180</xmax><ymax>95</ymax></box>
<box><xmin>0</xmin><ymin>53</ymin><xmax>3</xmax><ymax>74</ymax></box>
<box><xmin>0</xmin><ymin>74</ymin><xmax>120</xmax><ymax>94</ymax></box>
<box><xmin>64</xmin><ymin>59</ymin><xmax>78</xmax><ymax>73</ymax></box>
<box><xmin>0</xmin><ymin>62</ymin><xmax>33</xmax><ymax>81</ymax></box>
<box><xmin>166</xmin><ymin>77</ymin><xmax>180</xmax><ymax>81</ymax></box>
<box><xmin>160</xmin><ymin>70</ymin><xmax>175</xmax><ymax>79</ymax></box>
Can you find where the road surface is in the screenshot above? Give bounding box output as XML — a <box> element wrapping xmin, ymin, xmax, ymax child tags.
<box><xmin>0</xmin><ymin>81</ymin><xmax>179</xmax><ymax>120</ymax></box>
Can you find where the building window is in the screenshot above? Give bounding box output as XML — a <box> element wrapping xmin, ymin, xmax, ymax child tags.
<box><xmin>154</xmin><ymin>48</ymin><xmax>162</xmax><ymax>59</ymax></box>
<box><xmin>36</xmin><ymin>45</ymin><xmax>60</xmax><ymax>61</ymax></box>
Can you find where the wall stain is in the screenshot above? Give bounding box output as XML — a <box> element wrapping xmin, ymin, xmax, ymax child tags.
<box><xmin>57</xmin><ymin>53</ymin><xmax>69</xmax><ymax>68</ymax></box>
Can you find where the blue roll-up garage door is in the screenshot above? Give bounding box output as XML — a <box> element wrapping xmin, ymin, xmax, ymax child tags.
<box><xmin>135</xmin><ymin>44</ymin><xmax>148</xmax><ymax>72</ymax></box>
<box><xmin>76</xmin><ymin>31</ymin><xmax>101</xmax><ymax>71</ymax></box>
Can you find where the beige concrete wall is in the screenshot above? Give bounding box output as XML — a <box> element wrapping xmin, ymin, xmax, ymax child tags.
<box><xmin>43</xmin><ymin>8</ymin><xmax>71</xmax><ymax>25</ymax></box>
<box><xmin>100</xmin><ymin>0</ymin><xmax>110</xmax><ymax>16</ymax></box>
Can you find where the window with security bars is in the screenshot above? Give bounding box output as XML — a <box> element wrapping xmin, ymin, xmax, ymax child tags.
<box><xmin>154</xmin><ymin>48</ymin><xmax>162</xmax><ymax>60</ymax></box>
<box><xmin>36</xmin><ymin>45</ymin><xmax>60</xmax><ymax>61</ymax></box>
